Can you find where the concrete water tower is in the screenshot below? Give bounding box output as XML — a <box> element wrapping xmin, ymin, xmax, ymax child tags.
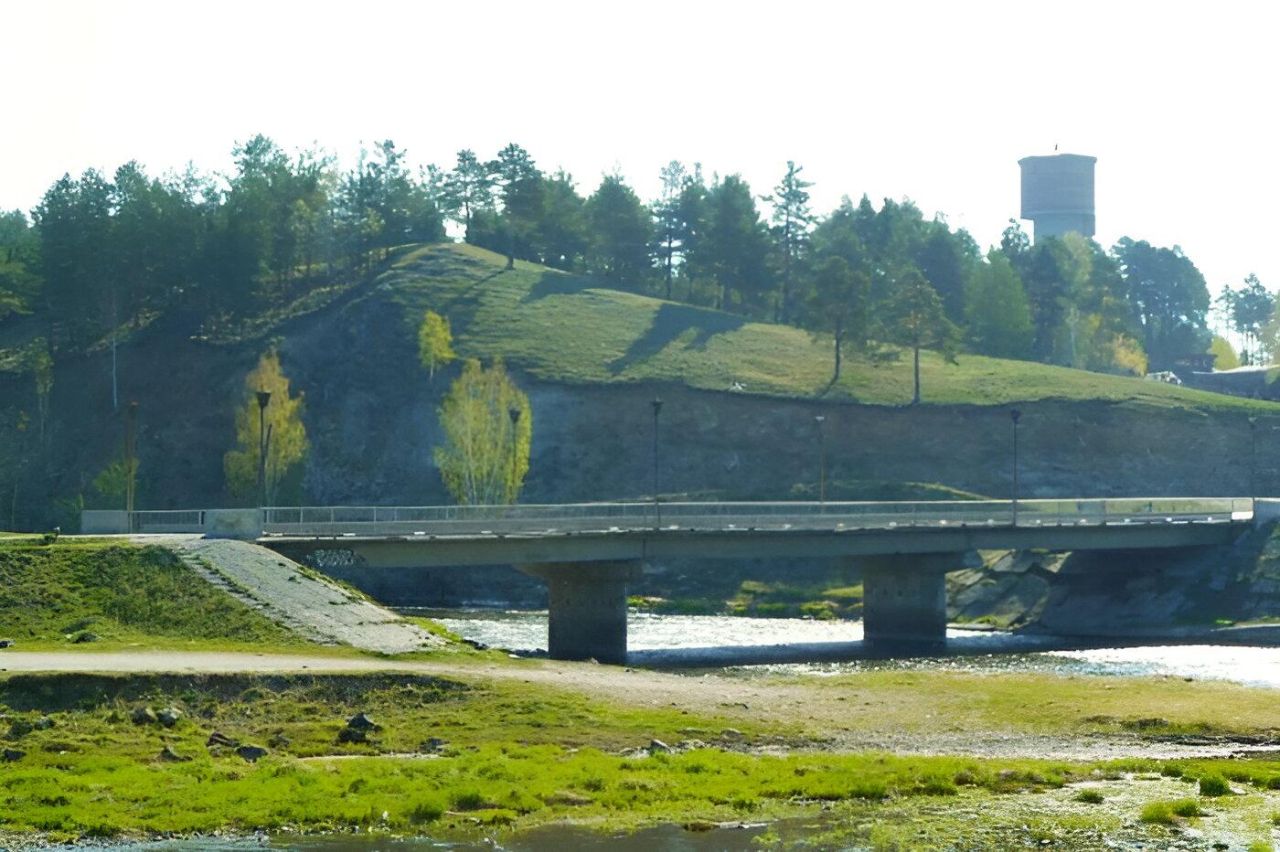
<box><xmin>1019</xmin><ymin>153</ymin><xmax>1096</xmax><ymax>242</ymax></box>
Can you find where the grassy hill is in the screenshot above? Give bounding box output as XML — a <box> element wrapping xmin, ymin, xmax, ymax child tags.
<box><xmin>377</xmin><ymin>244</ymin><xmax>1273</xmax><ymax>412</ymax></box>
<box><xmin>0</xmin><ymin>539</ymin><xmax>298</xmax><ymax>649</ymax></box>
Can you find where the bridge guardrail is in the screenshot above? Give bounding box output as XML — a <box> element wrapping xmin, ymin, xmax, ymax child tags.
<box><xmin>254</xmin><ymin>498</ymin><xmax>1253</xmax><ymax>537</ymax></box>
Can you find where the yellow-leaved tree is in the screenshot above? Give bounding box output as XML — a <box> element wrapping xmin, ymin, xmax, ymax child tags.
<box><xmin>434</xmin><ymin>358</ymin><xmax>531</xmax><ymax>505</ymax></box>
<box><xmin>224</xmin><ymin>350</ymin><xmax>309</xmax><ymax>505</ymax></box>
<box><xmin>418</xmin><ymin>309</ymin><xmax>456</xmax><ymax>381</ymax></box>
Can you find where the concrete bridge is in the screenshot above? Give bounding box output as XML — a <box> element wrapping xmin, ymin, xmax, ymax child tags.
<box><xmin>86</xmin><ymin>498</ymin><xmax>1260</xmax><ymax>663</ymax></box>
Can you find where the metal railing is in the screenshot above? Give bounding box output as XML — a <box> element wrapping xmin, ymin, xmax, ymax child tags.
<box><xmin>255</xmin><ymin>497</ymin><xmax>1254</xmax><ymax>538</ymax></box>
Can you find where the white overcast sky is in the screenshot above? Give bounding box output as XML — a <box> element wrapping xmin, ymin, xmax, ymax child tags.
<box><xmin>4</xmin><ymin>0</ymin><xmax>1277</xmax><ymax>294</ymax></box>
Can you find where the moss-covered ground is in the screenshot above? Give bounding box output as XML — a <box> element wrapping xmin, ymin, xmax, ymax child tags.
<box><xmin>6</xmin><ymin>670</ymin><xmax>1280</xmax><ymax>848</ymax></box>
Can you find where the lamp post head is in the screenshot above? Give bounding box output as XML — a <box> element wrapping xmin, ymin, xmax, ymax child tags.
<box><xmin>256</xmin><ymin>390</ymin><xmax>272</xmax><ymax>411</ymax></box>
<box><xmin>1010</xmin><ymin>408</ymin><xmax>1022</xmax><ymax>425</ymax></box>
<box><xmin>651</xmin><ymin>398</ymin><xmax>663</xmax><ymax>417</ymax></box>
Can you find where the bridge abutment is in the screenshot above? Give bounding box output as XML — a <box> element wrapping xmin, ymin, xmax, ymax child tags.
<box><xmin>519</xmin><ymin>561</ymin><xmax>642</xmax><ymax>664</ymax></box>
<box><xmin>859</xmin><ymin>554</ymin><xmax>959</xmax><ymax>653</ymax></box>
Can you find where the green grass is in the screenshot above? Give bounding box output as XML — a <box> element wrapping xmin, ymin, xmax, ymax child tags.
<box><xmin>0</xmin><ymin>539</ymin><xmax>300</xmax><ymax>649</ymax></box>
<box><xmin>0</xmin><ymin>670</ymin><xmax>1136</xmax><ymax>843</ymax></box>
<box><xmin>380</xmin><ymin>243</ymin><xmax>1280</xmax><ymax>412</ymax></box>
<box><xmin>8</xmin><ymin>670</ymin><xmax>1280</xmax><ymax>845</ymax></box>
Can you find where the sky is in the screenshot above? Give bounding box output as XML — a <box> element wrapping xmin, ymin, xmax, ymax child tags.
<box><xmin>5</xmin><ymin>0</ymin><xmax>1277</xmax><ymax>296</ymax></box>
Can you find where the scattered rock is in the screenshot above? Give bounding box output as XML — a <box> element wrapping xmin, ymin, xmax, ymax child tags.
<box><xmin>421</xmin><ymin>737</ymin><xmax>448</xmax><ymax>752</ymax></box>
<box><xmin>267</xmin><ymin>732</ymin><xmax>291</xmax><ymax>749</ymax></box>
<box><xmin>33</xmin><ymin>716</ymin><xmax>55</xmax><ymax>731</ymax></box>
<box><xmin>721</xmin><ymin>728</ymin><xmax>744</xmax><ymax>740</ymax></box>
<box><xmin>207</xmin><ymin>730</ymin><xmax>239</xmax><ymax>748</ymax></box>
<box><xmin>346</xmin><ymin>713</ymin><xmax>381</xmax><ymax>731</ymax></box>
<box><xmin>131</xmin><ymin>706</ymin><xmax>158</xmax><ymax>726</ymax></box>
<box><xmin>235</xmin><ymin>745</ymin><xmax>268</xmax><ymax>762</ymax></box>
<box><xmin>337</xmin><ymin>727</ymin><xmax>368</xmax><ymax>744</ymax></box>
<box><xmin>463</xmin><ymin>638</ymin><xmax>488</xmax><ymax>651</ymax></box>
<box><xmin>158</xmin><ymin>746</ymin><xmax>192</xmax><ymax>763</ymax></box>
<box><xmin>2</xmin><ymin>748</ymin><xmax>25</xmax><ymax>762</ymax></box>
<box><xmin>157</xmin><ymin>707</ymin><xmax>183</xmax><ymax>728</ymax></box>
<box><xmin>71</xmin><ymin>631</ymin><xmax>99</xmax><ymax>644</ymax></box>
<box><xmin>648</xmin><ymin>739</ymin><xmax>672</xmax><ymax>754</ymax></box>
<box><xmin>7</xmin><ymin>719</ymin><xmax>34</xmax><ymax>739</ymax></box>
<box><xmin>0</xmin><ymin>639</ymin><xmax>13</xmax><ymax>648</ymax></box>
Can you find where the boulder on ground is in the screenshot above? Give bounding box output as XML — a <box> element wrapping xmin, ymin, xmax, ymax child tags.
<box><xmin>207</xmin><ymin>730</ymin><xmax>239</xmax><ymax>747</ymax></box>
<box><xmin>131</xmin><ymin>706</ymin><xmax>158</xmax><ymax>726</ymax></box>
<box><xmin>157</xmin><ymin>707</ymin><xmax>183</xmax><ymax>728</ymax></box>
<box><xmin>236</xmin><ymin>745</ymin><xmax>268</xmax><ymax>762</ymax></box>
<box><xmin>346</xmin><ymin>713</ymin><xmax>381</xmax><ymax>731</ymax></box>
<box><xmin>2</xmin><ymin>748</ymin><xmax>24</xmax><ymax>762</ymax></box>
<box><xmin>158</xmin><ymin>746</ymin><xmax>192</xmax><ymax>763</ymax></box>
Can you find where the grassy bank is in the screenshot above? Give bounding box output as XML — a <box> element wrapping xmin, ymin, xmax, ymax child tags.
<box><xmin>0</xmin><ymin>538</ymin><xmax>302</xmax><ymax>651</ymax></box>
<box><xmin>382</xmin><ymin>244</ymin><xmax>1278</xmax><ymax>412</ymax></box>
<box><xmin>3</xmin><ymin>670</ymin><xmax>1280</xmax><ymax>847</ymax></box>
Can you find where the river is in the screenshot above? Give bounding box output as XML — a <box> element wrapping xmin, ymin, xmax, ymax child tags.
<box><xmin>414</xmin><ymin>607</ymin><xmax>1280</xmax><ymax>688</ymax></box>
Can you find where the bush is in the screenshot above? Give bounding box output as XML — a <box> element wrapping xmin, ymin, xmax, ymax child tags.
<box><xmin>1198</xmin><ymin>774</ymin><xmax>1231</xmax><ymax>797</ymax></box>
<box><xmin>1140</xmin><ymin>798</ymin><xmax>1201</xmax><ymax>824</ymax></box>
<box><xmin>1075</xmin><ymin>789</ymin><xmax>1104</xmax><ymax>804</ymax></box>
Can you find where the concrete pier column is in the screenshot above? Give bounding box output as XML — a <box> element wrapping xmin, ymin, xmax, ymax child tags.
<box><xmin>518</xmin><ymin>561</ymin><xmax>642</xmax><ymax>664</ymax></box>
<box><xmin>858</xmin><ymin>553</ymin><xmax>959</xmax><ymax>653</ymax></box>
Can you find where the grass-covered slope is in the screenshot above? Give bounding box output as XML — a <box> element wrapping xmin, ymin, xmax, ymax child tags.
<box><xmin>0</xmin><ymin>539</ymin><xmax>298</xmax><ymax>649</ymax></box>
<box><xmin>380</xmin><ymin>243</ymin><xmax>1274</xmax><ymax>412</ymax></box>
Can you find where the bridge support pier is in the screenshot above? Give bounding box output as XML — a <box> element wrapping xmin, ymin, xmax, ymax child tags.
<box><xmin>519</xmin><ymin>561</ymin><xmax>642</xmax><ymax>664</ymax></box>
<box><xmin>858</xmin><ymin>553</ymin><xmax>959</xmax><ymax>654</ymax></box>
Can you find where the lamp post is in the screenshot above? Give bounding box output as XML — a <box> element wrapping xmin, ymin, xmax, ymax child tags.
<box><xmin>1249</xmin><ymin>417</ymin><xmax>1258</xmax><ymax>498</ymax></box>
<box><xmin>1010</xmin><ymin>408</ymin><xmax>1022</xmax><ymax>527</ymax></box>
<box><xmin>124</xmin><ymin>401</ymin><xmax>138</xmax><ymax>515</ymax></box>
<box><xmin>651</xmin><ymin>398</ymin><xmax>663</xmax><ymax>528</ymax></box>
<box><xmin>508</xmin><ymin>406</ymin><xmax>522</xmax><ymax>504</ymax></box>
<box><xmin>814</xmin><ymin>415</ymin><xmax>827</xmax><ymax>505</ymax></box>
<box><xmin>256</xmin><ymin>390</ymin><xmax>272</xmax><ymax>510</ymax></box>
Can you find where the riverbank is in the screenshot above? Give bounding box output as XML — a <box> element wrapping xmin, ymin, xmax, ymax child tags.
<box><xmin>7</xmin><ymin>651</ymin><xmax>1280</xmax><ymax>848</ymax></box>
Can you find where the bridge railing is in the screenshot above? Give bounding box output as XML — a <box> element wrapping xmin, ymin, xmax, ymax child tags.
<box><xmin>257</xmin><ymin>497</ymin><xmax>1253</xmax><ymax>537</ymax></box>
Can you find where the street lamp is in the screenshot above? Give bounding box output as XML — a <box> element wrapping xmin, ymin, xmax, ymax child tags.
<box><xmin>651</xmin><ymin>398</ymin><xmax>663</xmax><ymax>528</ymax></box>
<box><xmin>124</xmin><ymin>401</ymin><xmax>138</xmax><ymax>530</ymax></box>
<box><xmin>1010</xmin><ymin>408</ymin><xmax>1022</xmax><ymax>527</ymax></box>
<box><xmin>814</xmin><ymin>415</ymin><xmax>827</xmax><ymax>505</ymax></box>
<box><xmin>1249</xmin><ymin>417</ymin><xmax>1258</xmax><ymax>498</ymax></box>
<box><xmin>256</xmin><ymin>390</ymin><xmax>272</xmax><ymax>510</ymax></box>
<box><xmin>508</xmin><ymin>406</ymin><xmax>522</xmax><ymax>503</ymax></box>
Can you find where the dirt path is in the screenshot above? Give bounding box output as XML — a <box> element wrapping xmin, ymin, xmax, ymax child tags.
<box><xmin>2</xmin><ymin>649</ymin><xmax>1273</xmax><ymax>763</ymax></box>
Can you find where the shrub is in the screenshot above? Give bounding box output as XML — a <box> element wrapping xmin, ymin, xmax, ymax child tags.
<box><xmin>1140</xmin><ymin>798</ymin><xmax>1201</xmax><ymax>824</ymax></box>
<box><xmin>1198</xmin><ymin>774</ymin><xmax>1231</xmax><ymax>797</ymax></box>
<box><xmin>1075</xmin><ymin>789</ymin><xmax>1104</xmax><ymax>804</ymax></box>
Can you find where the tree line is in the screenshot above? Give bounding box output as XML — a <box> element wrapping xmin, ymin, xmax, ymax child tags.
<box><xmin>0</xmin><ymin>136</ymin><xmax>1254</xmax><ymax>381</ymax></box>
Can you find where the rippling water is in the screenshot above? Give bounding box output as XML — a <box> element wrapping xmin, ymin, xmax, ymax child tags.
<box><xmin>410</xmin><ymin>608</ymin><xmax>1280</xmax><ymax>689</ymax></box>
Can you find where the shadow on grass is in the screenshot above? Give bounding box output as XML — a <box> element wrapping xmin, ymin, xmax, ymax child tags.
<box><xmin>522</xmin><ymin>270</ymin><xmax>597</xmax><ymax>302</ymax></box>
<box><xmin>608</xmin><ymin>303</ymin><xmax>745</xmax><ymax>375</ymax></box>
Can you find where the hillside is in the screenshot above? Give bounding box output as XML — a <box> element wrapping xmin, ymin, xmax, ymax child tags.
<box><xmin>380</xmin><ymin>244</ymin><xmax>1267</xmax><ymax>411</ymax></box>
<box><xmin>2</xmin><ymin>242</ymin><xmax>1280</xmax><ymax>530</ymax></box>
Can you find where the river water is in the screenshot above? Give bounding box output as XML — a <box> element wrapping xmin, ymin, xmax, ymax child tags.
<box><xmin>416</xmin><ymin>607</ymin><xmax>1280</xmax><ymax>689</ymax></box>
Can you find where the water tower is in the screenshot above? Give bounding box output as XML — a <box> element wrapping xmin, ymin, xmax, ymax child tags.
<box><xmin>1019</xmin><ymin>153</ymin><xmax>1096</xmax><ymax>242</ymax></box>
